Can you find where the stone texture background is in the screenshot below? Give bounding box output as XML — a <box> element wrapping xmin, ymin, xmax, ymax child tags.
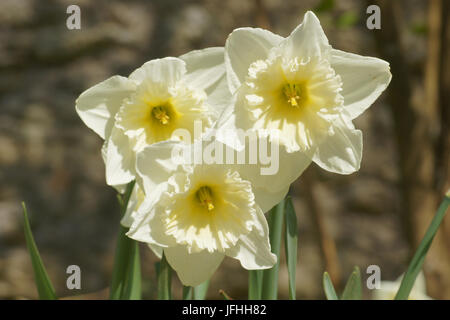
<box><xmin>0</xmin><ymin>0</ymin><xmax>440</xmax><ymax>299</ymax></box>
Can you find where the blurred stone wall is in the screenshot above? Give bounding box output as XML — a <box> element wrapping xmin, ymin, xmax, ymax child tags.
<box><xmin>0</xmin><ymin>0</ymin><xmax>421</xmax><ymax>299</ymax></box>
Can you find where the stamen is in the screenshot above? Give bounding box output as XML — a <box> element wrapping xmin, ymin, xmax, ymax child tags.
<box><xmin>283</xmin><ymin>83</ymin><xmax>307</xmax><ymax>108</ymax></box>
<box><xmin>152</xmin><ymin>106</ymin><xmax>170</xmax><ymax>125</ymax></box>
<box><xmin>196</xmin><ymin>186</ymin><xmax>215</xmax><ymax>211</ymax></box>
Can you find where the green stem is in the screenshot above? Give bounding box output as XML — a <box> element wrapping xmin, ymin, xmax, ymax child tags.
<box><xmin>109</xmin><ymin>181</ymin><xmax>136</xmax><ymax>300</ymax></box>
<box><xmin>284</xmin><ymin>197</ymin><xmax>298</xmax><ymax>300</ymax></box>
<box><xmin>395</xmin><ymin>193</ymin><xmax>450</xmax><ymax>299</ymax></box>
<box><xmin>261</xmin><ymin>199</ymin><xmax>285</xmax><ymax>300</ymax></box>
<box><xmin>121</xmin><ymin>240</ymin><xmax>141</xmax><ymax>300</ymax></box>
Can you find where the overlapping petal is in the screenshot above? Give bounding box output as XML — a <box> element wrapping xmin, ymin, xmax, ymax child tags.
<box><xmin>180</xmin><ymin>47</ymin><xmax>226</xmax><ymax>92</ymax></box>
<box><xmin>225</xmin><ymin>207</ymin><xmax>276</xmax><ymax>269</ymax></box>
<box><xmin>105</xmin><ymin>125</ymin><xmax>135</xmax><ymax>187</ymax></box>
<box><xmin>281</xmin><ymin>10</ymin><xmax>331</xmax><ymax>60</ymax></box>
<box><xmin>225</xmin><ymin>28</ymin><xmax>283</xmax><ymax>93</ymax></box>
<box><xmin>312</xmin><ymin>115</ymin><xmax>363</xmax><ymax>174</ymax></box>
<box><xmin>164</xmin><ymin>245</ymin><xmax>224</xmax><ymax>287</ymax></box>
<box><xmin>75</xmin><ymin>76</ymin><xmax>136</xmax><ymax>139</ymax></box>
<box><xmin>330</xmin><ymin>49</ymin><xmax>392</xmax><ymax>119</ymax></box>
<box><xmin>129</xmin><ymin>57</ymin><xmax>186</xmax><ymax>86</ymax></box>
<box><xmin>126</xmin><ymin>196</ymin><xmax>176</xmax><ymax>248</ymax></box>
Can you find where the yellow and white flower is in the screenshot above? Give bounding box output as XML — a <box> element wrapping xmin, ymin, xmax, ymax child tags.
<box><xmin>75</xmin><ymin>47</ymin><xmax>229</xmax><ymax>188</ymax></box>
<box><xmin>126</xmin><ymin>140</ymin><xmax>282</xmax><ymax>286</ymax></box>
<box><xmin>372</xmin><ymin>272</ymin><xmax>432</xmax><ymax>300</ymax></box>
<box><xmin>220</xmin><ymin>11</ymin><xmax>392</xmax><ymax>176</ymax></box>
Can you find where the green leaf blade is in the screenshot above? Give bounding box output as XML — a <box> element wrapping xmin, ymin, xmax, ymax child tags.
<box><xmin>284</xmin><ymin>197</ymin><xmax>298</xmax><ymax>300</ymax></box>
<box><xmin>323</xmin><ymin>272</ymin><xmax>339</xmax><ymax>300</ymax></box>
<box><xmin>395</xmin><ymin>193</ymin><xmax>450</xmax><ymax>300</ymax></box>
<box><xmin>341</xmin><ymin>266</ymin><xmax>362</xmax><ymax>300</ymax></box>
<box><xmin>22</xmin><ymin>202</ymin><xmax>57</xmax><ymax>300</ymax></box>
<box><xmin>261</xmin><ymin>199</ymin><xmax>285</xmax><ymax>300</ymax></box>
<box><xmin>157</xmin><ymin>253</ymin><xmax>172</xmax><ymax>300</ymax></box>
<box><xmin>248</xmin><ymin>270</ymin><xmax>263</xmax><ymax>300</ymax></box>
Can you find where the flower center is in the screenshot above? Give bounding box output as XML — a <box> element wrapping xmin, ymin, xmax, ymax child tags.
<box><xmin>282</xmin><ymin>83</ymin><xmax>308</xmax><ymax>108</ymax></box>
<box><xmin>196</xmin><ymin>186</ymin><xmax>215</xmax><ymax>211</ymax></box>
<box><xmin>151</xmin><ymin>106</ymin><xmax>170</xmax><ymax>125</ymax></box>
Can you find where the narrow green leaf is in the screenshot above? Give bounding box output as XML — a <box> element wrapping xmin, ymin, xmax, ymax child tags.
<box><xmin>193</xmin><ymin>280</ymin><xmax>210</xmax><ymax>300</ymax></box>
<box><xmin>341</xmin><ymin>266</ymin><xmax>362</xmax><ymax>300</ymax></box>
<box><xmin>157</xmin><ymin>253</ymin><xmax>172</xmax><ymax>300</ymax></box>
<box><xmin>155</xmin><ymin>261</ymin><xmax>161</xmax><ymax>278</ymax></box>
<box><xmin>183</xmin><ymin>286</ymin><xmax>193</xmax><ymax>300</ymax></box>
<box><xmin>261</xmin><ymin>199</ymin><xmax>285</xmax><ymax>300</ymax></box>
<box><xmin>395</xmin><ymin>193</ymin><xmax>450</xmax><ymax>300</ymax></box>
<box><xmin>284</xmin><ymin>197</ymin><xmax>298</xmax><ymax>300</ymax></box>
<box><xmin>121</xmin><ymin>241</ymin><xmax>141</xmax><ymax>300</ymax></box>
<box><xmin>323</xmin><ymin>272</ymin><xmax>339</xmax><ymax>300</ymax></box>
<box><xmin>109</xmin><ymin>181</ymin><xmax>139</xmax><ymax>300</ymax></box>
<box><xmin>22</xmin><ymin>202</ymin><xmax>57</xmax><ymax>300</ymax></box>
<box><xmin>248</xmin><ymin>270</ymin><xmax>263</xmax><ymax>300</ymax></box>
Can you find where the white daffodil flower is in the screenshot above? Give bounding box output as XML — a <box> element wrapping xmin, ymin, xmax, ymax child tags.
<box><xmin>75</xmin><ymin>47</ymin><xmax>230</xmax><ymax>189</ymax></box>
<box><xmin>126</xmin><ymin>139</ymin><xmax>282</xmax><ymax>286</ymax></box>
<box><xmin>373</xmin><ymin>272</ymin><xmax>432</xmax><ymax>300</ymax></box>
<box><xmin>220</xmin><ymin>11</ymin><xmax>392</xmax><ymax>175</ymax></box>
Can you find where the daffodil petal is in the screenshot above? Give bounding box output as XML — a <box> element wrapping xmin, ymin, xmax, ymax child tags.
<box><xmin>180</xmin><ymin>47</ymin><xmax>231</xmax><ymax>119</ymax></box>
<box><xmin>215</xmin><ymin>108</ymin><xmax>313</xmax><ymax>194</ymax></box>
<box><xmin>129</xmin><ymin>57</ymin><xmax>186</xmax><ymax>86</ymax></box>
<box><xmin>226</xmin><ymin>207</ymin><xmax>276</xmax><ymax>269</ymax></box>
<box><xmin>214</xmin><ymin>99</ymin><xmax>248</xmax><ymax>151</ymax></box>
<box><xmin>331</xmin><ymin>49</ymin><xmax>392</xmax><ymax>119</ymax></box>
<box><xmin>411</xmin><ymin>272</ymin><xmax>427</xmax><ymax>294</ymax></box>
<box><xmin>225</xmin><ymin>27</ymin><xmax>283</xmax><ymax>93</ymax></box>
<box><xmin>75</xmin><ymin>75</ymin><xmax>136</xmax><ymax>139</ymax></box>
<box><xmin>126</xmin><ymin>196</ymin><xmax>175</xmax><ymax>248</ymax></box>
<box><xmin>180</xmin><ymin>47</ymin><xmax>226</xmax><ymax>92</ymax></box>
<box><xmin>148</xmin><ymin>243</ymin><xmax>163</xmax><ymax>259</ymax></box>
<box><xmin>121</xmin><ymin>186</ymin><xmax>138</xmax><ymax>228</ymax></box>
<box><xmin>136</xmin><ymin>141</ymin><xmax>181</xmax><ymax>195</ymax></box>
<box><xmin>252</xmin><ymin>185</ymin><xmax>289</xmax><ymax>213</ymax></box>
<box><xmin>223</xmin><ymin>135</ymin><xmax>312</xmax><ymax>193</ymax></box>
<box><xmin>164</xmin><ymin>245</ymin><xmax>224</xmax><ymax>286</ymax></box>
<box><xmin>312</xmin><ymin>116</ymin><xmax>362</xmax><ymax>174</ymax></box>
<box><xmin>105</xmin><ymin>125</ymin><xmax>135</xmax><ymax>187</ymax></box>
<box><xmin>206</xmin><ymin>75</ymin><xmax>233</xmax><ymax>122</ymax></box>
<box><xmin>121</xmin><ymin>184</ymin><xmax>145</xmax><ymax>227</ymax></box>
<box><xmin>282</xmin><ymin>11</ymin><xmax>331</xmax><ymax>59</ymax></box>
<box><xmin>372</xmin><ymin>282</ymin><xmax>400</xmax><ymax>300</ymax></box>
